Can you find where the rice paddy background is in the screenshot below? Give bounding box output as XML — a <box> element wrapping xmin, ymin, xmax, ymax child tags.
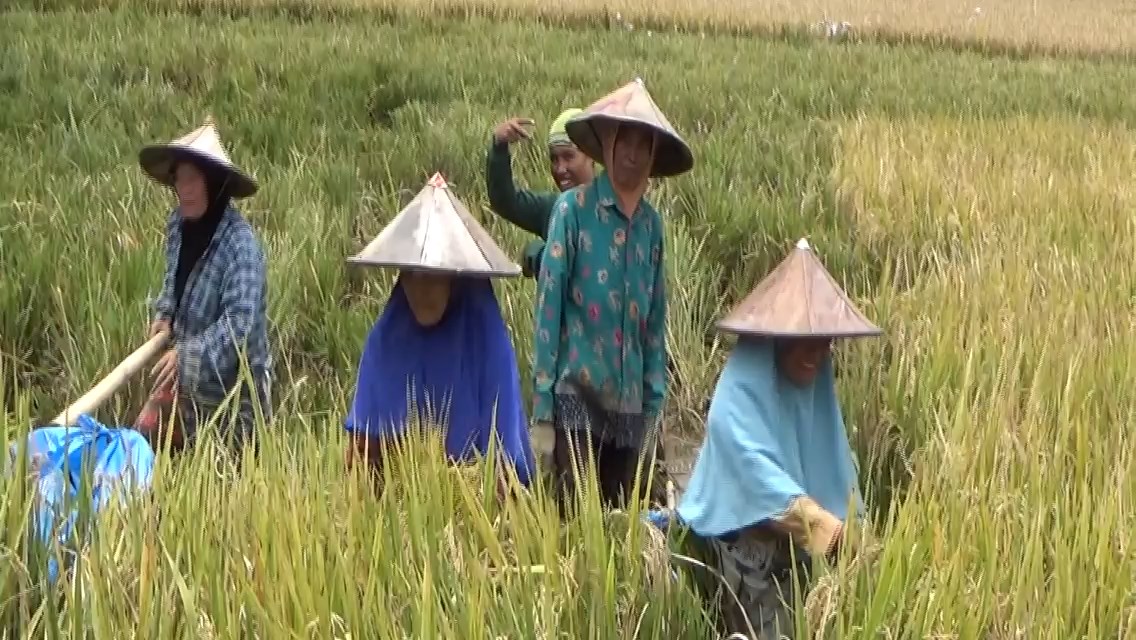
<box><xmin>1</xmin><ymin>1</ymin><xmax>1134</xmax><ymax>637</ymax></box>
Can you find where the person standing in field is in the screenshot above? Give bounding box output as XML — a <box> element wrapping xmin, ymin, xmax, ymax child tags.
<box><xmin>343</xmin><ymin>172</ymin><xmax>536</xmax><ymax>493</ymax></box>
<box><xmin>531</xmin><ymin>78</ymin><xmax>694</xmax><ymax>513</ymax></box>
<box><xmin>485</xmin><ymin>108</ymin><xmax>595</xmax><ymax>279</ymax></box>
<box><xmin>674</xmin><ymin>238</ymin><xmax>881</xmax><ymax>639</ymax></box>
<box><xmin>486</xmin><ymin>109</ymin><xmax>594</xmax><ymax>467</ymax></box>
<box><xmin>137</xmin><ymin>116</ymin><xmax>272</xmax><ymax>455</ymax></box>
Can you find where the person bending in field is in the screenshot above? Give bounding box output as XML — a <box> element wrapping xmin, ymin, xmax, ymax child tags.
<box><xmin>531</xmin><ymin>78</ymin><xmax>694</xmax><ymax>514</ymax></box>
<box><xmin>671</xmin><ymin>238</ymin><xmax>882</xmax><ymax>639</ymax></box>
<box><xmin>343</xmin><ymin>173</ymin><xmax>536</xmax><ymax>493</ymax></box>
<box><xmin>137</xmin><ymin>116</ymin><xmax>272</xmax><ymax>455</ymax></box>
<box><xmin>486</xmin><ymin>109</ymin><xmax>595</xmax><ymax>279</ymax></box>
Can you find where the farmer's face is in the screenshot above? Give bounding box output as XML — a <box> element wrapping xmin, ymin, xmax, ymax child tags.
<box><xmin>549</xmin><ymin>144</ymin><xmax>593</xmax><ymax>192</ymax></box>
<box><xmin>401</xmin><ymin>271</ymin><xmax>451</xmax><ymax>327</ymax></box>
<box><xmin>607</xmin><ymin>124</ymin><xmax>655</xmax><ymax>192</ymax></box>
<box><xmin>777</xmin><ymin>338</ymin><xmax>833</xmax><ymax>387</ymax></box>
<box><xmin>173</xmin><ymin>162</ymin><xmax>208</xmax><ymax>220</ymax></box>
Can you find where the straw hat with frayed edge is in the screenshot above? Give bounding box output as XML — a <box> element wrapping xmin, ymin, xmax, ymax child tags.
<box><xmin>565</xmin><ymin>77</ymin><xmax>693</xmax><ymax>178</ymax></box>
<box><xmin>347</xmin><ymin>172</ymin><xmax>522</xmax><ymax>278</ymax></box>
<box><xmin>717</xmin><ymin>238</ymin><xmax>883</xmax><ymax>339</ymax></box>
<box><xmin>138</xmin><ymin>115</ymin><xmax>258</xmax><ymax>199</ymax></box>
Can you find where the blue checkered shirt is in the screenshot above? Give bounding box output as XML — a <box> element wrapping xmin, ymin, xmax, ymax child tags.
<box><xmin>152</xmin><ymin>207</ymin><xmax>272</xmax><ymax>413</ymax></box>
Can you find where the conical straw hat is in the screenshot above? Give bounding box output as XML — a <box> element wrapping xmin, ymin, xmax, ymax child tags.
<box><xmin>717</xmin><ymin>238</ymin><xmax>883</xmax><ymax>339</ymax></box>
<box><xmin>565</xmin><ymin>78</ymin><xmax>693</xmax><ymax>178</ymax></box>
<box><xmin>347</xmin><ymin>172</ymin><xmax>522</xmax><ymax>278</ymax></box>
<box><xmin>138</xmin><ymin>116</ymin><xmax>258</xmax><ymax>198</ymax></box>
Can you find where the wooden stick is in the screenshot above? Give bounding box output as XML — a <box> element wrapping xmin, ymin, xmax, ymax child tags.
<box><xmin>51</xmin><ymin>330</ymin><xmax>171</xmax><ymax>427</ymax></box>
<box><xmin>490</xmin><ymin>565</ymin><xmax>546</xmax><ymax>575</ymax></box>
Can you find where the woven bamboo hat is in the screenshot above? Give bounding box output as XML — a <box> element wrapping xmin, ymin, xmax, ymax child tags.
<box><xmin>718</xmin><ymin>238</ymin><xmax>882</xmax><ymax>339</ymax></box>
<box><xmin>347</xmin><ymin>172</ymin><xmax>521</xmax><ymax>278</ymax></box>
<box><xmin>565</xmin><ymin>78</ymin><xmax>693</xmax><ymax>178</ymax></box>
<box><xmin>138</xmin><ymin>115</ymin><xmax>258</xmax><ymax>198</ymax></box>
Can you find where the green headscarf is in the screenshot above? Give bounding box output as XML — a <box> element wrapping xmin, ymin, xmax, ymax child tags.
<box><xmin>548</xmin><ymin>108</ymin><xmax>584</xmax><ymax>147</ymax></box>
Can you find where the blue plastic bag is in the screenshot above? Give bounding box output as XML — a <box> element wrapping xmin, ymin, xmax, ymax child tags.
<box><xmin>643</xmin><ymin>508</ymin><xmax>675</xmax><ymax>532</ymax></box>
<box><xmin>9</xmin><ymin>414</ymin><xmax>156</xmax><ymax>583</ymax></box>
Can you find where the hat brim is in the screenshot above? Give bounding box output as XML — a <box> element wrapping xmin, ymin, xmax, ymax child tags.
<box><xmin>138</xmin><ymin>145</ymin><xmax>258</xmax><ymax>198</ymax></box>
<box><xmin>344</xmin><ymin>257</ymin><xmax>522</xmax><ymax>279</ymax></box>
<box><xmin>565</xmin><ymin>114</ymin><xmax>693</xmax><ymax>178</ymax></box>
<box><xmin>715</xmin><ymin>320</ymin><xmax>884</xmax><ymax>340</ymax></box>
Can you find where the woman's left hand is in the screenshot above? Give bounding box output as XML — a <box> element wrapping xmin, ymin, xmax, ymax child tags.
<box><xmin>151</xmin><ymin>348</ymin><xmax>178</xmax><ymax>391</ymax></box>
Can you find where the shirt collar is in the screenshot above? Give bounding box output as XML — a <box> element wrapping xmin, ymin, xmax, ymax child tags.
<box><xmin>595</xmin><ymin>170</ymin><xmax>643</xmax><ymax>219</ymax></box>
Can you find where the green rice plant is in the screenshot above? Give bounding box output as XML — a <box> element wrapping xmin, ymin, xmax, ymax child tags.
<box><xmin>1</xmin><ymin>3</ymin><xmax>1135</xmax><ymax>637</ymax></box>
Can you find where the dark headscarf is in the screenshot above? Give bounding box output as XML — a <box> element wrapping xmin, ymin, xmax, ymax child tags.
<box><xmin>172</xmin><ymin>158</ymin><xmax>233</xmax><ymax>319</ymax></box>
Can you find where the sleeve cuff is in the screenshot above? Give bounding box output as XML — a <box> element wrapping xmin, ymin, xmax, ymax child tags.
<box><xmin>152</xmin><ymin>301</ymin><xmax>173</xmax><ymax>320</ymax></box>
<box><xmin>782</xmin><ymin>495</ymin><xmax>845</xmax><ymax>558</ymax></box>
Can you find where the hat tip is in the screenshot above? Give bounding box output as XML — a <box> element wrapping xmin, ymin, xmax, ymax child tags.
<box><xmin>427</xmin><ymin>172</ymin><xmax>448</xmax><ymax>189</ymax></box>
<box><xmin>796</xmin><ymin>238</ymin><xmax>810</xmax><ymax>250</ymax></box>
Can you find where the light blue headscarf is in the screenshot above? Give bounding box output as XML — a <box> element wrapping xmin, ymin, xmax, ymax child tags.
<box><xmin>676</xmin><ymin>337</ymin><xmax>863</xmax><ymax>538</ymax></box>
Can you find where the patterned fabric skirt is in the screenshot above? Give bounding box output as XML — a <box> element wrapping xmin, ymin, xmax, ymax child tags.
<box><xmin>552</xmin><ymin>393</ymin><xmax>648</xmax><ymax>449</ymax></box>
<box><xmin>708</xmin><ymin>530</ymin><xmax>811</xmax><ymax>640</ymax></box>
<box><xmin>551</xmin><ymin>394</ymin><xmax>666</xmax><ymax>511</ymax></box>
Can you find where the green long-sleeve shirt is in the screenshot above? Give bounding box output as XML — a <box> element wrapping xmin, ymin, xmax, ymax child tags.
<box><xmin>484</xmin><ymin>140</ymin><xmax>556</xmax><ymax>277</ymax></box>
<box><xmin>531</xmin><ymin>171</ymin><xmax>668</xmax><ymax>429</ymax></box>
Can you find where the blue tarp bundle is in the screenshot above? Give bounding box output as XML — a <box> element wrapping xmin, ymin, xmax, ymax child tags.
<box><xmin>8</xmin><ymin>414</ymin><xmax>156</xmax><ymax>583</ymax></box>
<box><xmin>644</xmin><ymin>508</ymin><xmax>674</xmax><ymax>532</ymax></box>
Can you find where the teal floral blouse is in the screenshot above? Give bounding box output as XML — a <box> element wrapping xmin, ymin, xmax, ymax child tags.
<box><xmin>532</xmin><ymin>170</ymin><xmax>668</xmax><ymax>434</ymax></box>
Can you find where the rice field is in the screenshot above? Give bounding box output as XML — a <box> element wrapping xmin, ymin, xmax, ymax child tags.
<box><xmin>1</xmin><ymin>0</ymin><xmax>1135</xmax><ymax>637</ymax></box>
<box><xmin>19</xmin><ymin>0</ymin><xmax>1136</xmax><ymax>57</ymax></box>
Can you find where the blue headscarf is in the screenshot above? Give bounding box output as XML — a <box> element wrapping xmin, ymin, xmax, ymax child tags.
<box><xmin>677</xmin><ymin>337</ymin><xmax>863</xmax><ymax>537</ymax></box>
<box><xmin>345</xmin><ymin>277</ymin><xmax>536</xmax><ymax>486</ymax></box>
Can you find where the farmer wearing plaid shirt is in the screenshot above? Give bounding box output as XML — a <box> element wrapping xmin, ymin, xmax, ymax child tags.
<box><xmin>134</xmin><ymin>116</ymin><xmax>271</xmax><ymax>453</ymax></box>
